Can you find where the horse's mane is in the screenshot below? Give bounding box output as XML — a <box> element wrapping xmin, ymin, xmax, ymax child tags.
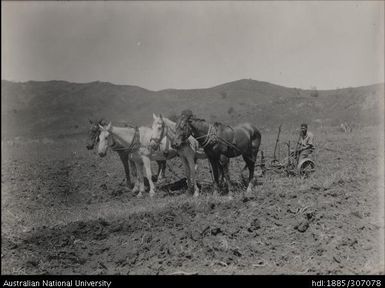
<box><xmin>190</xmin><ymin>117</ymin><xmax>207</xmax><ymax>124</ymax></box>
<box><xmin>190</xmin><ymin>117</ymin><xmax>221</xmax><ymax>127</ymax></box>
<box><xmin>89</xmin><ymin>118</ymin><xmax>108</xmax><ymax>126</ymax></box>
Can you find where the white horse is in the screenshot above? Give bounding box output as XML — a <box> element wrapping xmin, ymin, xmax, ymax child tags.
<box><xmin>87</xmin><ymin>119</ymin><xmax>166</xmax><ymax>189</ymax></box>
<box><xmin>97</xmin><ymin>122</ymin><xmax>178</xmax><ymax>198</ymax></box>
<box><xmin>150</xmin><ymin>114</ymin><xmax>207</xmax><ymax>197</ymax></box>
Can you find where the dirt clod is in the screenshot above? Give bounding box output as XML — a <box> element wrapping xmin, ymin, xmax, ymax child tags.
<box><xmin>294</xmin><ymin>220</ymin><xmax>309</xmax><ymax>233</ymax></box>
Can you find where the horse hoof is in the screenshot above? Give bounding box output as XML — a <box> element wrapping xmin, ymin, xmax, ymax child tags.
<box><xmin>136</xmin><ymin>192</ymin><xmax>143</xmax><ymax>198</ymax></box>
<box><xmin>149</xmin><ymin>191</ymin><xmax>155</xmax><ymax>198</ymax></box>
<box><xmin>228</xmin><ymin>195</ymin><xmax>233</xmax><ymax>201</ymax></box>
<box><xmin>193</xmin><ymin>192</ymin><xmax>199</xmax><ymax>198</ymax></box>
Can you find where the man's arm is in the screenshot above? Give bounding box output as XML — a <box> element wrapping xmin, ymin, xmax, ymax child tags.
<box><xmin>303</xmin><ymin>133</ymin><xmax>314</xmax><ymax>150</ymax></box>
<box><xmin>298</xmin><ymin>133</ymin><xmax>314</xmax><ymax>151</ymax></box>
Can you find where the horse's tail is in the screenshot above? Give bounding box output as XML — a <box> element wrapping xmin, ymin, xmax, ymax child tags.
<box><xmin>251</xmin><ymin>126</ymin><xmax>262</xmax><ymax>160</ymax></box>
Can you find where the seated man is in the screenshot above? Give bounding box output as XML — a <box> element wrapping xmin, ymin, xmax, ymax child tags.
<box><xmin>297</xmin><ymin>123</ymin><xmax>315</xmax><ymax>162</ymax></box>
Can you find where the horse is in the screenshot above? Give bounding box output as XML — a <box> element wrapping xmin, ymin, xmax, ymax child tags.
<box><xmin>150</xmin><ymin>114</ymin><xmax>207</xmax><ymax>197</ymax></box>
<box><xmin>97</xmin><ymin>122</ymin><xmax>179</xmax><ymax>198</ymax></box>
<box><xmin>86</xmin><ymin>119</ymin><xmax>166</xmax><ymax>190</ymax></box>
<box><xmin>173</xmin><ymin>110</ymin><xmax>261</xmax><ymax>197</ymax></box>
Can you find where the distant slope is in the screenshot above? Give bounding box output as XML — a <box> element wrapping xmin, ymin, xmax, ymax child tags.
<box><xmin>1</xmin><ymin>79</ymin><xmax>383</xmax><ymax>139</ymax></box>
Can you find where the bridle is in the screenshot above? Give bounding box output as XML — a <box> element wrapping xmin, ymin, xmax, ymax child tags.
<box><xmin>177</xmin><ymin>116</ymin><xmax>216</xmax><ymax>148</ymax></box>
<box><xmin>90</xmin><ymin>129</ymin><xmax>100</xmax><ymax>146</ymax></box>
<box><xmin>150</xmin><ymin>119</ymin><xmax>174</xmax><ymax>151</ymax></box>
<box><xmin>175</xmin><ymin>117</ymin><xmax>192</xmax><ymax>144</ymax></box>
<box><xmin>150</xmin><ymin>120</ymin><xmax>166</xmax><ymax>146</ymax></box>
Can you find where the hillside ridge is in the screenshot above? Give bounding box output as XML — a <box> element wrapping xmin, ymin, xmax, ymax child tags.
<box><xmin>1</xmin><ymin>79</ymin><xmax>383</xmax><ymax>138</ymax></box>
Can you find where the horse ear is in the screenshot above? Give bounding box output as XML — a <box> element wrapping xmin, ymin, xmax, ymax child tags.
<box><xmin>106</xmin><ymin>122</ymin><xmax>112</xmax><ymax>131</ymax></box>
<box><xmin>159</xmin><ymin>114</ymin><xmax>163</xmax><ymax>120</ymax></box>
<box><xmin>98</xmin><ymin>124</ymin><xmax>105</xmax><ymax>130</ymax></box>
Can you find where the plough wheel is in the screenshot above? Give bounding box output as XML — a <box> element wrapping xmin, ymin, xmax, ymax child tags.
<box><xmin>298</xmin><ymin>159</ymin><xmax>315</xmax><ymax>176</ymax></box>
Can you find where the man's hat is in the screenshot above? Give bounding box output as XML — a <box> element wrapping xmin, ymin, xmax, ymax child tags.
<box><xmin>301</xmin><ymin>123</ymin><xmax>308</xmax><ymax>128</ymax></box>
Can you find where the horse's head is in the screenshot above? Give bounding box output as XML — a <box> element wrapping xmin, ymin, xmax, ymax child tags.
<box><xmin>86</xmin><ymin>120</ymin><xmax>100</xmax><ymax>150</ymax></box>
<box><xmin>173</xmin><ymin>111</ymin><xmax>193</xmax><ymax>149</ymax></box>
<box><xmin>97</xmin><ymin>122</ymin><xmax>112</xmax><ymax>157</ymax></box>
<box><xmin>86</xmin><ymin>119</ymin><xmax>108</xmax><ymax>150</ymax></box>
<box><xmin>150</xmin><ymin>113</ymin><xmax>166</xmax><ymax>150</ymax></box>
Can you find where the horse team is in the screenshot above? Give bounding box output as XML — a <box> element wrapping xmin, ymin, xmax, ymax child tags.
<box><xmin>87</xmin><ymin>110</ymin><xmax>261</xmax><ymax>199</ymax></box>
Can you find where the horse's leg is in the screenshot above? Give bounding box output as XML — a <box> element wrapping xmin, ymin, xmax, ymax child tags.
<box><xmin>250</xmin><ymin>130</ymin><xmax>261</xmax><ymax>190</ymax></box>
<box><xmin>181</xmin><ymin>156</ymin><xmax>192</xmax><ymax>195</ymax></box>
<box><xmin>243</xmin><ymin>154</ymin><xmax>256</xmax><ymax>195</ymax></box>
<box><xmin>221</xmin><ymin>156</ymin><xmax>233</xmax><ymax>199</ymax></box>
<box><xmin>134</xmin><ymin>158</ymin><xmax>145</xmax><ymax>198</ymax></box>
<box><xmin>118</xmin><ymin>152</ymin><xmax>132</xmax><ymax>189</ymax></box>
<box><xmin>155</xmin><ymin>160</ymin><xmax>161</xmax><ymax>181</ymax></box>
<box><xmin>161</xmin><ymin>160</ymin><xmax>166</xmax><ymax>179</ymax></box>
<box><xmin>156</xmin><ymin>160</ymin><xmax>166</xmax><ymax>183</ymax></box>
<box><xmin>129</xmin><ymin>156</ymin><xmax>137</xmax><ymax>179</ymax></box>
<box><xmin>208</xmin><ymin>156</ymin><xmax>220</xmax><ymax>197</ymax></box>
<box><xmin>129</xmin><ymin>158</ymin><xmax>137</xmax><ymax>190</ymax></box>
<box><xmin>194</xmin><ymin>156</ymin><xmax>199</xmax><ymax>174</ymax></box>
<box><xmin>142</xmin><ymin>156</ymin><xmax>156</xmax><ymax>197</ymax></box>
<box><xmin>132</xmin><ymin>158</ymin><xmax>140</xmax><ymax>194</ymax></box>
<box><xmin>188</xmin><ymin>154</ymin><xmax>200</xmax><ymax>197</ymax></box>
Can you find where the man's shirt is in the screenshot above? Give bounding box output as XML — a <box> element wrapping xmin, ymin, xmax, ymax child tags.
<box><xmin>299</xmin><ymin>131</ymin><xmax>314</xmax><ymax>150</ymax></box>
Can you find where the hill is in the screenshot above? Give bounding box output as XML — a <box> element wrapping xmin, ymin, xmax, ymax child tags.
<box><xmin>1</xmin><ymin>79</ymin><xmax>383</xmax><ymax>139</ymax></box>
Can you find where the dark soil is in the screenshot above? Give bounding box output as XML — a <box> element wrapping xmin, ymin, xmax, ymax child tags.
<box><xmin>1</xmin><ymin>128</ymin><xmax>383</xmax><ymax>275</ymax></box>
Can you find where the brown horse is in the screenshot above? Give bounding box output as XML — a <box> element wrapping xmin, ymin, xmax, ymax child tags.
<box><xmin>173</xmin><ymin>110</ymin><xmax>261</xmax><ymax>197</ymax></box>
<box><xmin>86</xmin><ymin>119</ymin><xmax>166</xmax><ymax>190</ymax></box>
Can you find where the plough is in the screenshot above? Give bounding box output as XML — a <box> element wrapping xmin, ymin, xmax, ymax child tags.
<box><xmin>258</xmin><ymin>124</ymin><xmax>315</xmax><ymax>177</ymax></box>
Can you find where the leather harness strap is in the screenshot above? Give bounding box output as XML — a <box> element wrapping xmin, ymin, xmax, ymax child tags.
<box><xmin>110</xmin><ymin>126</ymin><xmax>141</xmax><ymax>153</ymax></box>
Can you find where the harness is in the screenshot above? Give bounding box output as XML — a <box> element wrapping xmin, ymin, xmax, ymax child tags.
<box><xmin>177</xmin><ymin>117</ymin><xmax>260</xmax><ymax>167</ymax></box>
<box><xmin>109</xmin><ymin>126</ymin><xmax>141</xmax><ymax>153</ymax></box>
<box><xmin>195</xmin><ymin>124</ymin><xmax>218</xmax><ymax>148</ymax></box>
<box><xmin>193</xmin><ymin>122</ymin><xmax>257</xmax><ymax>163</ymax></box>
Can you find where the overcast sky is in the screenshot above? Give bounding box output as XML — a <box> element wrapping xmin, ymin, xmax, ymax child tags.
<box><xmin>2</xmin><ymin>1</ymin><xmax>384</xmax><ymax>90</ymax></box>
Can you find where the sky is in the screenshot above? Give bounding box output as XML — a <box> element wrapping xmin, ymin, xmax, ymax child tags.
<box><xmin>2</xmin><ymin>1</ymin><xmax>384</xmax><ymax>91</ymax></box>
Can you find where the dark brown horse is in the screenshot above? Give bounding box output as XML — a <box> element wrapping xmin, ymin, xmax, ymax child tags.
<box><xmin>173</xmin><ymin>110</ymin><xmax>261</xmax><ymax>197</ymax></box>
<box><xmin>86</xmin><ymin>119</ymin><xmax>166</xmax><ymax>189</ymax></box>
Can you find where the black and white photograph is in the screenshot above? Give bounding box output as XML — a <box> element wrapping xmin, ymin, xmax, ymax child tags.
<box><xmin>1</xmin><ymin>1</ymin><xmax>384</xmax><ymax>276</ymax></box>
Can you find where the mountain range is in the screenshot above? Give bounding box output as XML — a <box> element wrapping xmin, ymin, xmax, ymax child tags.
<box><xmin>1</xmin><ymin>79</ymin><xmax>383</xmax><ymax>139</ymax></box>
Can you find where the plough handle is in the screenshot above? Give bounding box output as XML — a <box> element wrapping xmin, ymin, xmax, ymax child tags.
<box><xmin>273</xmin><ymin>124</ymin><xmax>282</xmax><ymax>161</ymax></box>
